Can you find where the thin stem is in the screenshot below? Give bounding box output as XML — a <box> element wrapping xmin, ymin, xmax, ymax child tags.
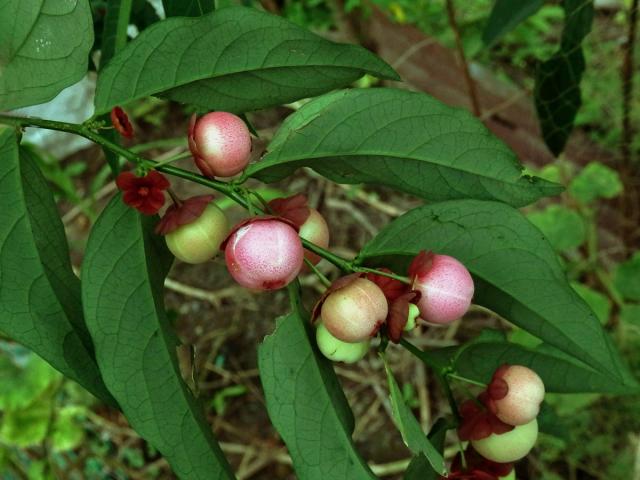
<box><xmin>305</xmin><ymin>259</ymin><xmax>331</xmax><ymax>288</ymax></box>
<box><xmin>352</xmin><ymin>266</ymin><xmax>411</xmax><ymax>285</ymax></box>
<box><xmin>154</xmin><ymin>150</ymin><xmax>192</xmax><ymax>167</ymax></box>
<box><xmin>446</xmin><ymin>372</ymin><xmax>487</xmax><ymax>388</ymax></box>
<box><xmin>445</xmin><ymin>0</ymin><xmax>481</xmax><ymax>117</ymax></box>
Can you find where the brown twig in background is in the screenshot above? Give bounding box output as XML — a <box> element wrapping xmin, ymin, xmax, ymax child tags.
<box><xmin>622</xmin><ymin>0</ymin><xmax>638</xmax><ymax>165</ymax></box>
<box><xmin>445</xmin><ymin>0</ymin><xmax>482</xmax><ymax>117</ymax></box>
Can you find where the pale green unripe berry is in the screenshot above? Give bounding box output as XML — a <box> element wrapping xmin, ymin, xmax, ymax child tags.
<box><xmin>471</xmin><ymin>419</ymin><xmax>538</xmax><ymax>463</ymax></box>
<box><xmin>316</xmin><ymin>322</ymin><xmax>370</xmax><ymax>363</ymax></box>
<box><xmin>500</xmin><ymin>470</ymin><xmax>516</xmax><ymax>480</ymax></box>
<box><xmin>165</xmin><ymin>203</ymin><xmax>229</xmax><ymax>264</ymax></box>
<box><xmin>404</xmin><ymin>303</ymin><xmax>420</xmax><ymax>332</ymax></box>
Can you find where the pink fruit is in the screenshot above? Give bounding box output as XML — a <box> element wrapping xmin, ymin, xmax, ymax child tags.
<box><xmin>486</xmin><ymin>365</ymin><xmax>545</xmax><ymax>426</ymax></box>
<box><xmin>222</xmin><ymin>217</ymin><xmax>303</xmax><ymax>290</ymax></box>
<box><xmin>188</xmin><ymin>112</ymin><xmax>251</xmax><ymax>178</ymax></box>
<box><xmin>321</xmin><ymin>277</ymin><xmax>388</xmax><ymax>342</ymax></box>
<box><xmin>268</xmin><ymin>195</ymin><xmax>330</xmax><ymax>266</ymax></box>
<box><xmin>410</xmin><ymin>252</ymin><xmax>474</xmax><ymax>324</ymax></box>
<box><xmin>299</xmin><ymin>208</ymin><xmax>330</xmax><ymax>265</ymax></box>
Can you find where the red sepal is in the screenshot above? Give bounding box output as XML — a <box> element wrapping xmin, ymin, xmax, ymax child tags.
<box><xmin>268</xmin><ymin>194</ymin><xmax>311</xmax><ymax>228</ymax></box>
<box><xmin>458</xmin><ymin>398</ymin><xmax>514</xmax><ymax>441</ymax></box>
<box><xmin>387</xmin><ymin>291</ymin><xmax>420</xmax><ymax>343</ymax></box>
<box><xmin>155</xmin><ymin>195</ymin><xmax>214</xmax><ymax>235</ymax></box>
<box><xmin>408</xmin><ymin>250</ymin><xmax>435</xmax><ymax>279</ymax></box>
<box><xmin>110</xmin><ymin>106</ymin><xmax>134</xmax><ymax>138</ymax></box>
<box><xmin>365</xmin><ymin>268</ymin><xmax>407</xmax><ymax>302</ymax></box>
<box><xmin>444</xmin><ymin>447</ymin><xmax>514</xmax><ymax>480</ymax></box>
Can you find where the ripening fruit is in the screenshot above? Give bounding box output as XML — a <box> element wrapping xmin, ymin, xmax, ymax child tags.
<box><xmin>412</xmin><ymin>254</ymin><xmax>474</xmax><ymax>324</ymax></box>
<box><xmin>471</xmin><ymin>419</ymin><xmax>538</xmax><ymax>463</ymax></box>
<box><xmin>490</xmin><ymin>365</ymin><xmax>545</xmax><ymax>426</ymax></box>
<box><xmin>316</xmin><ymin>322</ymin><xmax>370</xmax><ymax>363</ymax></box>
<box><xmin>165</xmin><ymin>202</ymin><xmax>229</xmax><ymax>264</ymax></box>
<box><xmin>321</xmin><ymin>277</ymin><xmax>388</xmax><ymax>342</ymax></box>
<box><xmin>299</xmin><ymin>208</ymin><xmax>330</xmax><ymax>265</ymax></box>
<box><xmin>188</xmin><ymin>112</ymin><xmax>251</xmax><ymax>177</ymax></box>
<box><xmin>224</xmin><ymin>218</ymin><xmax>304</xmax><ymax>290</ymax></box>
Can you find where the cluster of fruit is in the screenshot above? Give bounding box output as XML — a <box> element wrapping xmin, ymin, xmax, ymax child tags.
<box><xmin>150</xmin><ymin>111</ymin><xmax>543</xmax><ymax>478</ymax></box>
<box><xmin>448</xmin><ymin>365</ymin><xmax>545</xmax><ymax>479</ymax></box>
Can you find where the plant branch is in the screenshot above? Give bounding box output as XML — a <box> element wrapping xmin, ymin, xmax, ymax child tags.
<box><xmin>0</xmin><ymin>114</ymin><xmax>406</xmax><ymax>280</ymax></box>
<box><xmin>445</xmin><ymin>0</ymin><xmax>481</xmax><ymax>117</ymax></box>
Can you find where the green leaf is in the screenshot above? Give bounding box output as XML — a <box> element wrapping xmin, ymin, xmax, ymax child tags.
<box><xmin>162</xmin><ymin>0</ymin><xmax>214</xmax><ymax>17</ymax></box>
<box><xmin>258</xmin><ymin>286</ymin><xmax>376</xmax><ymax>480</ymax></box>
<box><xmin>249</xmin><ymin>88</ymin><xmax>561</xmax><ymax>207</ymax></box>
<box><xmin>403</xmin><ymin>418</ymin><xmax>449</xmax><ymax>480</ymax></box>
<box><xmin>483</xmin><ymin>0</ymin><xmax>544</xmax><ymax>46</ymax></box>
<box><xmin>568</xmin><ymin>161</ymin><xmax>623</xmax><ymax>204</ymax></box>
<box><xmin>382</xmin><ymin>356</ymin><xmax>446</xmax><ymax>476</ymax></box>
<box><xmin>537</xmin><ymin>402</ymin><xmax>570</xmax><ymax>440</ymax></box>
<box><xmin>534</xmin><ymin>0</ymin><xmax>594</xmax><ymax>155</ymax></box>
<box><xmin>94</xmin><ymin>6</ymin><xmax>398</xmax><ymax>115</ymax></box>
<box><xmin>81</xmin><ymin>197</ymin><xmax>235</xmax><ymax>480</ymax></box>
<box><xmin>527</xmin><ymin>204</ymin><xmax>586</xmax><ymax>251</ymax></box>
<box><xmin>571</xmin><ymin>282</ymin><xmax>611</xmax><ymax>325</ymax></box>
<box><xmin>357</xmin><ymin>199</ymin><xmax>633</xmax><ymax>386</ymax></box>
<box><xmin>0</xmin><ymin>0</ymin><xmax>94</xmax><ymax>110</ymax></box>
<box><xmin>439</xmin><ymin>330</ymin><xmax>635</xmax><ymax>394</ymax></box>
<box><xmin>613</xmin><ymin>252</ymin><xmax>640</xmax><ymax>302</ymax></box>
<box><xmin>0</xmin><ymin>127</ymin><xmax>114</xmax><ymax>405</ymax></box>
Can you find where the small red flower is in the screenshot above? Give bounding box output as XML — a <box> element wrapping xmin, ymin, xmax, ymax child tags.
<box><xmin>111</xmin><ymin>106</ymin><xmax>134</xmax><ymax>138</ymax></box>
<box><xmin>116</xmin><ymin>170</ymin><xmax>170</xmax><ymax>215</ymax></box>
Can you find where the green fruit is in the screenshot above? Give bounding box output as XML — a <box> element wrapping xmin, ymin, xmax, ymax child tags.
<box><xmin>471</xmin><ymin>419</ymin><xmax>538</xmax><ymax>463</ymax></box>
<box><xmin>500</xmin><ymin>470</ymin><xmax>516</xmax><ymax>480</ymax></box>
<box><xmin>165</xmin><ymin>203</ymin><xmax>229</xmax><ymax>264</ymax></box>
<box><xmin>316</xmin><ymin>322</ymin><xmax>370</xmax><ymax>363</ymax></box>
<box><xmin>404</xmin><ymin>303</ymin><xmax>420</xmax><ymax>331</ymax></box>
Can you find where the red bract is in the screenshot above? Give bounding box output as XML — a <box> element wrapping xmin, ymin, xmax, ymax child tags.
<box><xmin>442</xmin><ymin>448</ymin><xmax>514</xmax><ymax>480</ymax></box>
<box><xmin>115</xmin><ymin>170</ymin><xmax>169</xmax><ymax>215</ymax></box>
<box><xmin>458</xmin><ymin>398</ymin><xmax>514</xmax><ymax>441</ymax></box>
<box><xmin>269</xmin><ymin>194</ymin><xmax>330</xmax><ymax>266</ymax></box>
<box><xmin>155</xmin><ymin>195</ymin><xmax>214</xmax><ymax>235</ymax></box>
<box><xmin>110</xmin><ymin>106</ymin><xmax>134</xmax><ymax>138</ymax></box>
<box><xmin>365</xmin><ymin>269</ymin><xmax>420</xmax><ymax>343</ymax></box>
<box><xmin>268</xmin><ymin>194</ymin><xmax>311</xmax><ymax>228</ymax></box>
<box><xmin>386</xmin><ymin>291</ymin><xmax>420</xmax><ymax>343</ymax></box>
<box><xmin>365</xmin><ymin>268</ymin><xmax>407</xmax><ymax>302</ymax></box>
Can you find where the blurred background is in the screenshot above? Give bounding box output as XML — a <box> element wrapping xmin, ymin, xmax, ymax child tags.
<box><xmin>1</xmin><ymin>0</ymin><xmax>639</xmax><ymax>479</ymax></box>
